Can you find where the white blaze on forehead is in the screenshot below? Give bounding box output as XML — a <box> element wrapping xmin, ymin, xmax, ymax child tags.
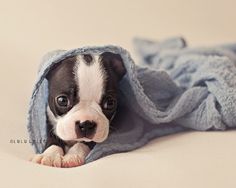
<box><xmin>76</xmin><ymin>55</ymin><xmax>106</xmax><ymax>102</ymax></box>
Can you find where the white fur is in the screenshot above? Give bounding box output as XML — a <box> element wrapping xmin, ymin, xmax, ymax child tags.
<box><xmin>77</xmin><ymin>55</ymin><xmax>106</xmax><ymax>102</ymax></box>
<box><xmin>65</xmin><ymin>142</ymin><xmax>90</xmax><ymax>159</ymax></box>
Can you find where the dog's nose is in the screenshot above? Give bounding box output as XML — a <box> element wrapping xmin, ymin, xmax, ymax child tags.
<box><xmin>75</xmin><ymin>120</ymin><xmax>97</xmax><ymax>137</ymax></box>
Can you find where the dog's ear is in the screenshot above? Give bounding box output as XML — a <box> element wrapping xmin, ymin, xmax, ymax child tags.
<box><xmin>45</xmin><ymin>57</ymin><xmax>76</xmax><ymax>81</ymax></box>
<box><xmin>100</xmin><ymin>52</ymin><xmax>126</xmax><ymax>80</ymax></box>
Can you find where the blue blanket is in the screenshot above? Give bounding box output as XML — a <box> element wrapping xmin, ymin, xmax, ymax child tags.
<box><xmin>27</xmin><ymin>37</ymin><xmax>236</xmax><ymax>163</ymax></box>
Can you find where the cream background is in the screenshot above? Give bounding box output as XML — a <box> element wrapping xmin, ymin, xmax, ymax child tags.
<box><xmin>0</xmin><ymin>0</ymin><xmax>236</xmax><ymax>187</ymax></box>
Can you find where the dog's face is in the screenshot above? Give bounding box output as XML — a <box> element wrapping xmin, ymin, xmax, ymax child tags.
<box><xmin>46</xmin><ymin>52</ymin><xmax>126</xmax><ymax>143</ymax></box>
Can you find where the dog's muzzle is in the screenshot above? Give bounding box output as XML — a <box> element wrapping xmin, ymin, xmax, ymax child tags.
<box><xmin>56</xmin><ymin>101</ymin><xmax>109</xmax><ymax>142</ymax></box>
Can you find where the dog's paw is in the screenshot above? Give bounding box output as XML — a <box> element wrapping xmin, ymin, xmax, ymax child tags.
<box><xmin>62</xmin><ymin>154</ymin><xmax>84</xmax><ymax>168</ymax></box>
<box><xmin>29</xmin><ymin>153</ymin><xmax>63</xmax><ymax>167</ymax></box>
<box><xmin>29</xmin><ymin>145</ymin><xmax>64</xmax><ymax>167</ymax></box>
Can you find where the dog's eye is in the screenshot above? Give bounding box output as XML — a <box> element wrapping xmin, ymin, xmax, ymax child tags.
<box><xmin>56</xmin><ymin>95</ymin><xmax>70</xmax><ymax>107</ymax></box>
<box><xmin>102</xmin><ymin>96</ymin><xmax>117</xmax><ymax>111</ymax></box>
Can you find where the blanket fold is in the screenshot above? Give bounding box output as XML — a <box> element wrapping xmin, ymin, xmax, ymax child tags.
<box><xmin>27</xmin><ymin>37</ymin><xmax>236</xmax><ymax>163</ymax></box>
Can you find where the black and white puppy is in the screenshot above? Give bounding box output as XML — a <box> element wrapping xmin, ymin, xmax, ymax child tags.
<box><xmin>30</xmin><ymin>52</ymin><xmax>126</xmax><ymax>167</ymax></box>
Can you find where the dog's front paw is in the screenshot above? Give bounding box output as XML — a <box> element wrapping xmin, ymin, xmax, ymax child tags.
<box><xmin>62</xmin><ymin>154</ymin><xmax>84</xmax><ymax>168</ymax></box>
<box><xmin>60</xmin><ymin>142</ymin><xmax>89</xmax><ymax>168</ymax></box>
<box><xmin>29</xmin><ymin>145</ymin><xmax>64</xmax><ymax>167</ymax></box>
<box><xmin>30</xmin><ymin>153</ymin><xmax>63</xmax><ymax>167</ymax></box>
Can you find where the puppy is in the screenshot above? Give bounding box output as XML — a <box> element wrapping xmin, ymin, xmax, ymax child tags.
<box><xmin>30</xmin><ymin>52</ymin><xmax>126</xmax><ymax>167</ymax></box>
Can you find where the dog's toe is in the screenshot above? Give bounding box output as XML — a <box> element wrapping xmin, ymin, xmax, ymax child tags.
<box><xmin>62</xmin><ymin>154</ymin><xmax>84</xmax><ymax>168</ymax></box>
<box><xmin>52</xmin><ymin>154</ymin><xmax>63</xmax><ymax>167</ymax></box>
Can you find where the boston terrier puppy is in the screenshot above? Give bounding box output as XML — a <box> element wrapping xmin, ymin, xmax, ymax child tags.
<box><xmin>30</xmin><ymin>52</ymin><xmax>126</xmax><ymax>167</ymax></box>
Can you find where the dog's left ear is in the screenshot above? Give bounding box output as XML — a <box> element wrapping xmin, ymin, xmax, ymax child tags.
<box><xmin>100</xmin><ymin>52</ymin><xmax>126</xmax><ymax>80</ymax></box>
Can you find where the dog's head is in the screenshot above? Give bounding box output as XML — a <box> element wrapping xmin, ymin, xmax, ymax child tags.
<box><xmin>46</xmin><ymin>52</ymin><xmax>126</xmax><ymax>143</ymax></box>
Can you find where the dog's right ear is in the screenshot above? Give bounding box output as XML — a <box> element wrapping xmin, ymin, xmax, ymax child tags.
<box><xmin>100</xmin><ymin>52</ymin><xmax>126</xmax><ymax>80</ymax></box>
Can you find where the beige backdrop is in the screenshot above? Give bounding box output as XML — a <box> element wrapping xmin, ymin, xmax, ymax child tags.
<box><xmin>0</xmin><ymin>0</ymin><xmax>236</xmax><ymax>188</ymax></box>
